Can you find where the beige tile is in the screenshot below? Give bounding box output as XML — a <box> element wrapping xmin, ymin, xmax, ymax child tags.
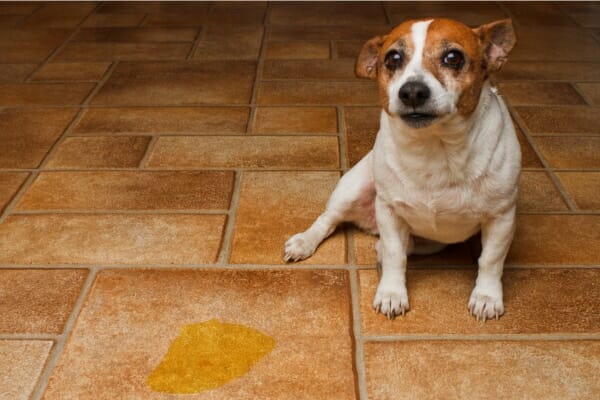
<box><xmin>193</xmin><ymin>25</ymin><xmax>263</xmax><ymax>60</ymax></box>
<box><xmin>0</xmin><ymin>108</ymin><xmax>78</xmax><ymax>168</ymax></box>
<box><xmin>498</xmin><ymin>62</ymin><xmax>600</xmax><ymax>81</ymax></box>
<box><xmin>258</xmin><ymin>81</ymin><xmax>379</xmax><ymax>105</ymax></box>
<box><xmin>0</xmin><ymin>214</ymin><xmax>226</xmax><ymax>265</ymax></box>
<box><xmin>0</xmin><ymin>63</ymin><xmax>37</xmax><ymax>82</ymax></box>
<box><xmin>516</xmin><ymin>106</ymin><xmax>600</xmax><ymax>135</ymax></box>
<box><xmin>73</xmin><ymin>107</ymin><xmax>249</xmax><ymax>135</ymax></box>
<box><xmin>386</xmin><ymin>2</ymin><xmax>508</xmax><ymax>26</ymax></box>
<box><xmin>359</xmin><ymin>268</ymin><xmax>600</xmax><ymax>335</ymax></box>
<box><xmin>45</xmin><ymin>136</ymin><xmax>151</xmax><ymax>168</ymax></box>
<box><xmin>510</xmin><ymin>27</ymin><xmax>600</xmax><ymax>62</ymax></box>
<box><xmin>364</xmin><ymin>341</ymin><xmax>600</xmax><ymax>400</ymax></box>
<box><xmin>0</xmin><ymin>28</ymin><xmax>71</xmax><ymax>63</ymax></box>
<box><xmin>270</xmin><ymin>2</ymin><xmax>386</xmax><ymax>25</ymax></box>
<box><xmin>253</xmin><ymin>107</ymin><xmax>338</xmax><ymax>134</ymax></box>
<box><xmin>269</xmin><ymin>25</ymin><xmax>389</xmax><ymax>41</ymax></box>
<box><xmin>22</xmin><ymin>2</ymin><xmax>96</xmax><ymax>28</ymax></box>
<box><xmin>54</xmin><ymin>42</ymin><xmax>191</xmax><ymax>61</ymax></box>
<box><xmin>147</xmin><ymin>136</ymin><xmax>339</xmax><ymax>169</ymax></box>
<box><xmin>507</xmin><ymin>215</ymin><xmax>600</xmax><ymax>265</ymax></box>
<box><xmin>82</xmin><ymin>13</ymin><xmax>146</xmax><ymax>27</ymax></box>
<box><xmin>576</xmin><ymin>82</ymin><xmax>600</xmax><ymax>105</ymax></box>
<box><xmin>263</xmin><ymin>59</ymin><xmax>357</xmax><ymax>80</ymax></box>
<box><xmin>266</xmin><ymin>41</ymin><xmax>330</xmax><ymax>60</ymax></box>
<box><xmin>43</xmin><ymin>269</ymin><xmax>355</xmax><ymax>399</ymax></box>
<box><xmin>0</xmin><ymin>172</ymin><xmax>28</xmax><ymax>213</ymax></box>
<box><xmin>0</xmin><ymin>83</ymin><xmax>94</xmax><ymax>106</ymax></box>
<box><xmin>31</xmin><ymin>62</ymin><xmax>110</xmax><ymax>81</ymax></box>
<box><xmin>518</xmin><ymin>171</ymin><xmax>568</xmax><ymax>212</ymax></box>
<box><xmin>73</xmin><ymin>27</ymin><xmax>198</xmax><ymax>42</ymax></box>
<box><xmin>498</xmin><ymin>82</ymin><xmax>585</xmax><ymax>106</ymax></box>
<box><xmin>556</xmin><ymin>172</ymin><xmax>600</xmax><ymax>210</ymax></box>
<box><xmin>90</xmin><ymin>61</ymin><xmax>256</xmax><ymax>105</ymax></box>
<box><xmin>0</xmin><ymin>340</ymin><xmax>53</xmax><ymax>400</ymax></box>
<box><xmin>231</xmin><ymin>171</ymin><xmax>346</xmax><ymax>265</ymax></box>
<box><xmin>0</xmin><ymin>269</ymin><xmax>87</xmax><ymax>333</ymax></box>
<box><xmin>344</xmin><ymin>107</ymin><xmax>380</xmax><ymax>167</ymax></box>
<box><xmin>16</xmin><ymin>171</ymin><xmax>234</xmax><ymax>211</ymax></box>
<box><xmin>534</xmin><ymin>136</ymin><xmax>600</xmax><ymax>169</ymax></box>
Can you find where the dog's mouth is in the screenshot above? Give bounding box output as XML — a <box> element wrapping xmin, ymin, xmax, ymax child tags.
<box><xmin>400</xmin><ymin>112</ymin><xmax>438</xmax><ymax>128</ymax></box>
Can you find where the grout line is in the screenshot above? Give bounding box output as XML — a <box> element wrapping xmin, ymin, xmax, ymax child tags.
<box><xmin>381</xmin><ymin>0</ymin><xmax>394</xmax><ymax>26</ymax></box>
<box><xmin>246</xmin><ymin>6</ymin><xmax>270</xmax><ymax>134</ymax></box>
<box><xmin>570</xmin><ymin>81</ymin><xmax>595</xmax><ymax>106</ymax></box>
<box><xmin>217</xmin><ymin>170</ymin><xmax>244</xmax><ymax>264</ymax></box>
<box><xmin>138</xmin><ymin>136</ymin><xmax>158</xmax><ymax>168</ymax></box>
<box><xmin>0</xmin><ymin>333</ymin><xmax>60</xmax><ymax>341</ymax></box>
<box><xmin>186</xmin><ymin>24</ymin><xmax>206</xmax><ymax>61</ymax></box>
<box><xmin>10</xmin><ymin>209</ymin><xmax>230</xmax><ymax>216</ymax></box>
<box><xmin>363</xmin><ymin>333</ymin><xmax>600</xmax><ymax>342</ymax></box>
<box><xmin>336</xmin><ymin>105</ymin><xmax>349</xmax><ymax>172</ymax></box>
<box><xmin>350</xmin><ymin>268</ymin><xmax>368</xmax><ymax>400</ymax></box>
<box><xmin>0</xmin><ymin>172</ymin><xmax>39</xmax><ymax>225</ymax></box>
<box><xmin>330</xmin><ymin>40</ymin><xmax>336</xmax><ymax>59</ymax></box>
<box><xmin>137</xmin><ymin>13</ymin><xmax>149</xmax><ymax>27</ymax></box>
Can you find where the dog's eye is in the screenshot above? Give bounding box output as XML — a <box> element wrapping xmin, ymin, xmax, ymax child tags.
<box><xmin>384</xmin><ymin>50</ymin><xmax>404</xmax><ymax>70</ymax></box>
<box><xmin>442</xmin><ymin>50</ymin><xmax>464</xmax><ymax>69</ymax></box>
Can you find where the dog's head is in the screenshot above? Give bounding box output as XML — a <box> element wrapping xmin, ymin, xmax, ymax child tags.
<box><xmin>356</xmin><ymin>18</ymin><xmax>516</xmax><ymax>129</ymax></box>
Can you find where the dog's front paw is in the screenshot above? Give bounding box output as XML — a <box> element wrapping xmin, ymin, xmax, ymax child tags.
<box><xmin>283</xmin><ymin>233</ymin><xmax>316</xmax><ymax>262</ymax></box>
<box><xmin>468</xmin><ymin>284</ymin><xmax>504</xmax><ymax>322</ymax></box>
<box><xmin>373</xmin><ymin>280</ymin><xmax>409</xmax><ymax>319</ymax></box>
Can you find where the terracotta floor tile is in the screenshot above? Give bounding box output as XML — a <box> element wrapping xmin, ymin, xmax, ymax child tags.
<box><xmin>0</xmin><ymin>172</ymin><xmax>27</xmax><ymax>213</ymax></box>
<box><xmin>147</xmin><ymin>136</ymin><xmax>339</xmax><ymax>169</ymax></box>
<box><xmin>0</xmin><ymin>340</ymin><xmax>53</xmax><ymax>400</ymax></box>
<box><xmin>335</xmin><ymin>40</ymin><xmax>363</xmax><ymax>59</ymax></box>
<box><xmin>0</xmin><ymin>64</ymin><xmax>36</xmax><ymax>82</ymax></box>
<box><xmin>270</xmin><ymin>2</ymin><xmax>386</xmax><ymax>25</ymax></box>
<box><xmin>0</xmin><ymin>108</ymin><xmax>78</xmax><ymax>168</ymax></box>
<box><xmin>364</xmin><ymin>341</ymin><xmax>600</xmax><ymax>400</ymax></box>
<box><xmin>141</xmin><ymin>13</ymin><xmax>209</xmax><ymax>27</ymax></box>
<box><xmin>0</xmin><ymin>83</ymin><xmax>94</xmax><ymax>106</ymax></box>
<box><xmin>0</xmin><ymin>28</ymin><xmax>71</xmax><ymax>63</ymax></box>
<box><xmin>16</xmin><ymin>171</ymin><xmax>234</xmax><ymax>211</ymax></box>
<box><xmin>576</xmin><ymin>82</ymin><xmax>600</xmax><ymax>105</ymax></box>
<box><xmin>263</xmin><ymin>59</ymin><xmax>357</xmax><ymax>80</ymax></box>
<box><xmin>98</xmin><ymin>2</ymin><xmax>211</xmax><ymax>15</ymax></box>
<box><xmin>569</xmin><ymin>11</ymin><xmax>600</xmax><ymax>28</ymax></box>
<box><xmin>258</xmin><ymin>81</ymin><xmax>379</xmax><ymax>105</ymax></box>
<box><xmin>505</xmin><ymin>2</ymin><xmax>575</xmax><ymax>26</ymax></box>
<box><xmin>269</xmin><ymin>25</ymin><xmax>390</xmax><ymax>41</ymax></box>
<box><xmin>43</xmin><ymin>269</ymin><xmax>355</xmax><ymax>399</ymax></box>
<box><xmin>266</xmin><ymin>41</ymin><xmax>330</xmax><ymax>60</ymax></box>
<box><xmin>0</xmin><ymin>214</ymin><xmax>226</xmax><ymax>265</ymax></box>
<box><xmin>0</xmin><ymin>269</ymin><xmax>87</xmax><ymax>333</ymax></box>
<box><xmin>0</xmin><ymin>14</ymin><xmax>26</xmax><ymax>27</ymax></box>
<box><xmin>498</xmin><ymin>62</ymin><xmax>600</xmax><ymax>81</ymax></box>
<box><xmin>516</xmin><ymin>106</ymin><xmax>600</xmax><ymax>135</ymax></box>
<box><xmin>533</xmin><ymin>136</ymin><xmax>600</xmax><ymax>169</ymax></box>
<box><xmin>499</xmin><ymin>82</ymin><xmax>585</xmax><ymax>106</ymax></box>
<box><xmin>386</xmin><ymin>2</ymin><xmax>508</xmax><ymax>26</ymax></box>
<box><xmin>231</xmin><ymin>171</ymin><xmax>346</xmax><ymax>265</ymax></box>
<box><xmin>507</xmin><ymin>215</ymin><xmax>600</xmax><ymax>265</ymax></box>
<box><xmin>344</xmin><ymin>106</ymin><xmax>380</xmax><ymax>167</ymax></box>
<box><xmin>73</xmin><ymin>107</ymin><xmax>249</xmax><ymax>135</ymax></box>
<box><xmin>90</xmin><ymin>61</ymin><xmax>256</xmax><ymax>105</ymax></box>
<box><xmin>82</xmin><ymin>13</ymin><xmax>146</xmax><ymax>27</ymax></box>
<box><xmin>31</xmin><ymin>62</ymin><xmax>110</xmax><ymax>81</ymax></box>
<box><xmin>253</xmin><ymin>107</ymin><xmax>338</xmax><ymax>134</ymax></box>
<box><xmin>73</xmin><ymin>27</ymin><xmax>198</xmax><ymax>42</ymax></box>
<box><xmin>359</xmin><ymin>268</ymin><xmax>600</xmax><ymax>335</ymax></box>
<box><xmin>54</xmin><ymin>42</ymin><xmax>191</xmax><ymax>61</ymax></box>
<box><xmin>515</xmin><ymin>127</ymin><xmax>543</xmax><ymax>168</ymax></box>
<box><xmin>556</xmin><ymin>172</ymin><xmax>600</xmax><ymax>210</ymax></box>
<box><xmin>207</xmin><ymin>3</ymin><xmax>267</xmax><ymax>25</ymax></box>
<box><xmin>21</xmin><ymin>2</ymin><xmax>96</xmax><ymax>28</ymax></box>
<box><xmin>510</xmin><ymin>27</ymin><xmax>600</xmax><ymax>62</ymax></box>
<box><xmin>0</xmin><ymin>2</ymin><xmax>39</xmax><ymax>14</ymax></box>
<box><xmin>193</xmin><ymin>25</ymin><xmax>263</xmax><ymax>60</ymax></box>
<box><xmin>45</xmin><ymin>136</ymin><xmax>151</xmax><ymax>168</ymax></box>
<box><xmin>518</xmin><ymin>171</ymin><xmax>568</xmax><ymax>212</ymax></box>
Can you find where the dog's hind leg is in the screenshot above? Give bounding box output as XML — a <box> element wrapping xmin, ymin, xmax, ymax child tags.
<box><xmin>284</xmin><ymin>151</ymin><xmax>377</xmax><ymax>262</ymax></box>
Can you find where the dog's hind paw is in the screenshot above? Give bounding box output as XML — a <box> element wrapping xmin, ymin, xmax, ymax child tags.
<box><xmin>283</xmin><ymin>233</ymin><xmax>316</xmax><ymax>262</ymax></box>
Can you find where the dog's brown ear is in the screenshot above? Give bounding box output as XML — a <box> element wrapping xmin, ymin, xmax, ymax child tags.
<box><xmin>474</xmin><ymin>19</ymin><xmax>516</xmax><ymax>72</ymax></box>
<box><xmin>355</xmin><ymin>35</ymin><xmax>385</xmax><ymax>80</ymax></box>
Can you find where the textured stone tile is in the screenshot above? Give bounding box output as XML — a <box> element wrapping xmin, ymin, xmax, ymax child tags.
<box><xmin>266</xmin><ymin>41</ymin><xmax>330</xmax><ymax>60</ymax></box>
<box><xmin>258</xmin><ymin>81</ymin><xmax>379</xmax><ymax>105</ymax></box>
<box><xmin>90</xmin><ymin>61</ymin><xmax>256</xmax><ymax>105</ymax></box>
<box><xmin>43</xmin><ymin>269</ymin><xmax>355</xmax><ymax>399</ymax></box>
<box><xmin>54</xmin><ymin>42</ymin><xmax>191</xmax><ymax>61</ymax></box>
<box><xmin>269</xmin><ymin>25</ymin><xmax>389</xmax><ymax>41</ymax></box>
<box><xmin>0</xmin><ymin>28</ymin><xmax>71</xmax><ymax>63</ymax></box>
<box><xmin>516</xmin><ymin>106</ymin><xmax>600</xmax><ymax>135</ymax></box>
<box><xmin>498</xmin><ymin>62</ymin><xmax>600</xmax><ymax>81</ymax></box>
<box><xmin>364</xmin><ymin>341</ymin><xmax>600</xmax><ymax>400</ymax></box>
<box><xmin>253</xmin><ymin>107</ymin><xmax>338</xmax><ymax>134</ymax></box>
<box><xmin>45</xmin><ymin>136</ymin><xmax>151</xmax><ymax>168</ymax></box>
<box><xmin>31</xmin><ymin>62</ymin><xmax>110</xmax><ymax>81</ymax></box>
<box><xmin>193</xmin><ymin>25</ymin><xmax>263</xmax><ymax>60</ymax></box>
<box><xmin>385</xmin><ymin>2</ymin><xmax>508</xmax><ymax>26</ymax></box>
<box><xmin>359</xmin><ymin>268</ymin><xmax>600</xmax><ymax>335</ymax></box>
<box><xmin>556</xmin><ymin>172</ymin><xmax>600</xmax><ymax>210</ymax></box>
<box><xmin>147</xmin><ymin>136</ymin><xmax>339</xmax><ymax>169</ymax></box>
<box><xmin>0</xmin><ymin>172</ymin><xmax>28</xmax><ymax>213</ymax></box>
<box><xmin>16</xmin><ymin>171</ymin><xmax>234</xmax><ymax>211</ymax></box>
<box><xmin>270</xmin><ymin>2</ymin><xmax>386</xmax><ymax>25</ymax></box>
<box><xmin>0</xmin><ymin>269</ymin><xmax>87</xmax><ymax>333</ymax></box>
<box><xmin>518</xmin><ymin>171</ymin><xmax>568</xmax><ymax>212</ymax></box>
<box><xmin>231</xmin><ymin>171</ymin><xmax>346</xmax><ymax>265</ymax></box>
<box><xmin>534</xmin><ymin>136</ymin><xmax>600</xmax><ymax>169</ymax></box>
<box><xmin>73</xmin><ymin>27</ymin><xmax>198</xmax><ymax>42</ymax></box>
<box><xmin>0</xmin><ymin>340</ymin><xmax>53</xmax><ymax>400</ymax></box>
<box><xmin>344</xmin><ymin>107</ymin><xmax>380</xmax><ymax>167</ymax></box>
<box><xmin>263</xmin><ymin>59</ymin><xmax>357</xmax><ymax>80</ymax></box>
<box><xmin>498</xmin><ymin>82</ymin><xmax>585</xmax><ymax>106</ymax></box>
<box><xmin>22</xmin><ymin>2</ymin><xmax>96</xmax><ymax>28</ymax></box>
<box><xmin>0</xmin><ymin>108</ymin><xmax>78</xmax><ymax>168</ymax></box>
<box><xmin>73</xmin><ymin>107</ymin><xmax>249</xmax><ymax>135</ymax></box>
<box><xmin>0</xmin><ymin>214</ymin><xmax>226</xmax><ymax>265</ymax></box>
<box><xmin>505</xmin><ymin>2</ymin><xmax>575</xmax><ymax>26</ymax></box>
<box><xmin>0</xmin><ymin>64</ymin><xmax>36</xmax><ymax>82</ymax></box>
<box><xmin>510</xmin><ymin>27</ymin><xmax>600</xmax><ymax>61</ymax></box>
<box><xmin>507</xmin><ymin>215</ymin><xmax>600</xmax><ymax>265</ymax></box>
<box><xmin>576</xmin><ymin>82</ymin><xmax>600</xmax><ymax>105</ymax></box>
<box><xmin>82</xmin><ymin>13</ymin><xmax>146</xmax><ymax>27</ymax></box>
<box><xmin>0</xmin><ymin>83</ymin><xmax>94</xmax><ymax>106</ymax></box>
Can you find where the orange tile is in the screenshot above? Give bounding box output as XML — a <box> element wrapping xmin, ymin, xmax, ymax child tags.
<box><xmin>576</xmin><ymin>82</ymin><xmax>600</xmax><ymax>105</ymax></box>
<box><xmin>386</xmin><ymin>2</ymin><xmax>508</xmax><ymax>26</ymax></box>
<box><xmin>253</xmin><ymin>107</ymin><xmax>338</xmax><ymax>134</ymax></box>
<box><xmin>257</xmin><ymin>81</ymin><xmax>379</xmax><ymax>105</ymax></box>
<box><xmin>270</xmin><ymin>2</ymin><xmax>387</xmax><ymax>25</ymax></box>
<box><xmin>147</xmin><ymin>136</ymin><xmax>339</xmax><ymax>169</ymax></box>
<box><xmin>505</xmin><ymin>2</ymin><xmax>575</xmax><ymax>26</ymax></box>
<box><xmin>90</xmin><ymin>61</ymin><xmax>256</xmax><ymax>105</ymax></box>
<box><xmin>533</xmin><ymin>136</ymin><xmax>600</xmax><ymax>169</ymax></box>
<box><xmin>515</xmin><ymin>126</ymin><xmax>543</xmax><ymax>168</ymax></box>
<box><xmin>359</xmin><ymin>268</ymin><xmax>600</xmax><ymax>335</ymax></box>
<box><xmin>231</xmin><ymin>171</ymin><xmax>346</xmax><ymax>265</ymax></box>
<box><xmin>364</xmin><ymin>341</ymin><xmax>600</xmax><ymax>399</ymax></box>
<box><xmin>510</xmin><ymin>27</ymin><xmax>600</xmax><ymax>62</ymax></box>
<box><xmin>73</xmin><ymin>107</ymin><xmax>249</xmax><ymax>135</ymax></box>
<box><xmin>498</xmin><ymin>61</ymin><xmax>600</xmax><ymax>81</ymax></box>
<box><xmin>207</xmin><ymin>2</ymin><xmax>267</xmax><ymax>25</ymax></box>
<box><xmin>141</xmin><ymin>13</ymin><xmax>208</xmax><ymax>27</ymax></box>
<box><xmin>0</xmin><ymin>64</ymin><xmax>36</xmax><ymax>82</ymax></box>
<box><xmin>518</xmin><ymin>171</ymin><xmax>568</xmax><ymax>212</ymax></box>
<box><xmin>21</xmin><ymin>2</ymin><xmax>96</xmax><ymax>28</ymax></box>
<box><xmin>54</xmin><ymin>42</ymin><xmax>191</xmax><ymax>61</ymax></box>
<box><xmin>0</xmin><ymin>28</ymin><xmax>71</xmax><ymax>63</ymax></box>
<box><xmin>498</xmin><ymin>82</ymin><xmax>585</xmax><ymax>106</ymax></box>
<box><xmin>0</xmin><ymin>108</ymin><xmax>78</xmax><ymax>168</ymax></box>
<box><xmin>98</xmin><ymin>2</ymin><xmax>211</xmax><ymax>15</ymax></box>
<box><xmin>556</xmin><ymin>172</ymin><xmax>600</xmax><ymax>210</ymax></box>
<box><xmin>43</xmin><ymin>269</ymin><xmax>355</xmax><ymax>399</ymax></box>
<box><xmin>263</xmin><ymin>59</ymin><xmax>357</xmax><ymax>80</ymax></box>
<box><xmin>344</xmin><ymin>106</ymin><xmax>380</xmax><ymax>167</ymax></box>
<box><xmin>0</xmin><ymin>340</ymin><xmax>53</xmax><ymax>400</ymax></box>
<box><xmin>0</xmin><ymin>83</ymin><xmax>94</xmax><ymax>106</ymax></box>
<box><xmin>31</xmin><ymin>62</ymin><xmax>110</xmax><ymax>81</ymax></box>
<box><xmin>335</xmin><ymin>40</ymin><xmax>363</xmax><ymax>59</ymax></box>
<box><xmin>16</xmin><ymin>171</ymin><xmax>234</xmax><ymax>211</ymax></box>
<box><xmin>269</xmin><ymin>25</ymin><xmax>389</xmax><ymax>41</ymax></box>
<box><xmin>73</xmin><ymin>27</ymin><xmax>198</xmax><ymax>42</ymax></box>
<box><xmin>266</xmin><ymin>41</ymin><xmax>330</xmax><ymax>60</ymax></box>
<box><xmin>45</xmin><ymin>136</ymin><xmax>151</xmax><ymax>168</ymax></box>
<box><xmin>0</xmin><ymin>214</ymin><xmax>226</xmax><ymax>265</ymax></box>
<box><xmin>0</xmin><ymin>172</ymin><xmax>28</xmax><ymax>213</ymax></box>
<box><xmin>82</xmin><ymin>13</ymin><xmax>146</xmax><ymax>27</ymax></box>
<box><xmin>0</xmin><ymin>269</ymin><xmax>87</xmax><ymax>333</ymax></box>
<box><xmin>516</xmin><ymin>106</ymin><xmax>600</xmax><ymax>135</ymax></box>
<box><xmin>193</xmin><ymin>25</ymin><xmax>263</xmax><ymax>60</ymax></box>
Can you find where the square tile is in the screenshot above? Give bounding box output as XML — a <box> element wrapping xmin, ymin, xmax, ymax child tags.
<box><xmin>0</xmin><ymin>172</ymin><xmax>28</xmax><ymax>213</ymax></box>
<box><xmin>43</xmin><ymin>269</ymin><xmax>356</xmax><ymax>399</ymax></box>
<box><xmin>54</xmin><ymin>42</ymin><xmax>191</xmax><ymax>61</ymax></box>
<box><xmin>0</xmin><ymin>108</ymin><xmax>78</xmax><ymax>168</ymax></box>
<box><xmin>262</xmin><ymin>59</ymin><xmax>357</xmax><ymax>80</ymax></box>
<box><xmin>253</xmin><ymin>107</ymin><xmax>338</xmax><ymax>134</ymax></box>
<box><xmin>0</xmin><ymin>64</ymin><xmax>37</xmax><ymax>82</ymax></box>
<box><xmin>270</xmin><ymin>2</ymin><xmax>387</xmax><ymax>25</ymax></box>
<box><xmin>147</xmin><ymin>136</ymin><xmax>339</xmax><ymax>169</ymax></box>
<box><xmin>0</xmin><ymin>28</ymin><xmax>71</xmax><ymax>63</ymax></box>
<box><xmin>556</xmin><ymin>172</ymin><xmax>600</xmax><ymax>210</ymax></box>
<box><xmin>231</xmin><ymin>171</ymin><xmax>346</xmax><ymax>265</ymax></box>
<box><xmin>533</xmin><ymin>136</ymin><xmax>600</xmax><ymax>169</ymax></box>
<box><xmin>16</xmin><ymin>171</ymin><xmax>234</xmax><ymax>211</ymax></box>
<box><xmin>498</xmin><ymin>62</ymin><xmax>600</xmax><ymax>81</ymax></box>
<box><xmin>31</xmin><ymin>62</ymin><xmax>110</xmax><ymax>81</ymax></box>
<box><xmin>344</xmin><ymin>107</ymin><xmax>380</xmax><ymax>167</ymax></box>
<box><xmin>386</xmin><ymin>2</ymin><xmax>508</xmax><ymax>26</ymax></box>
<box><xmin>0</xmin><ymin>214</ymin><xmax>226</xmax><ymax>265</ymax></box>
<box><xmin>257</xmin><ymin>81</ymin><xmax>379</xmax><ymax>105</ymax></box>
<box><xmin>0</xmin><ymin>269</ymin><xmax>88</xmax><ymax>333</ymax></box>
<box><xmin>0</xmin><ymin>83</ymin><xmax>94</xmax><ymax>106</ymax></box>
<box><xmin>576</xmin><ymin>82</ymin><xmax>600</xmax><ymax>105</ymax></box>
<box><xmin>193</xmin><ymin>25</ymin><xmax>263</xmax><ymax>60</ymax></box>
<box><xmin>518</xmin><ymin>171</ymin><xmax>568</xmax><ymax>212</ymax></box>
<box><xmin>44</xmin><ymin>136</ymin><xmax>151</xmax><ymax>169</ymax></box>
<box><xmin>498</xmin><ymin>82</ymin><xmax>585</xmax><ymax>106</ymax></box>
<box><xmin>82</xmin><ymin>13</ymin><xmax>146</xmax><ymax>27</ymax></box>
<box><xmin>516</xmin><ymin>106</ymin><xmax>600</xmax><ymax>135</ymax></box>
<box><xmin>510</xmin><ymin>27</ymin><xmax>600</xmax><ymax>62</ymax></box>
<box><xmin>266</xmin><ymin>41</ymin><xmax>330</xmax><ymax>60</ymax></box>
<box><xmin>0</xmin><ymin>340</ymin><xmax>53</xmax><ymax>400</ymax></box>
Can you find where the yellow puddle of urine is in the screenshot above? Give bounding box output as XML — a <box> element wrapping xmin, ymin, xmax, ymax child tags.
<box><xmin>147</xmin><ymin>319</ymin><xmax>276</xmax><ymax>394</ymax></box>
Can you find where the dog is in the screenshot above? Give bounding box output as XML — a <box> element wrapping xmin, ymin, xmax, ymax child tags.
<box><xmin>284</xmin><ymin>18</ymin><xmax>520</xmax><ymax>322</ymax></box>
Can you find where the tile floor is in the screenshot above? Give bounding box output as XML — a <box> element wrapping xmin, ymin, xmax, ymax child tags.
<box><xmin>0</xmin><ymin>2</ymin><xmax>599</xmax><ymax>399</ymax></box>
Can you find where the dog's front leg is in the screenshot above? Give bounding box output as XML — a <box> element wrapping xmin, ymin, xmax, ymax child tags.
<box><xmin>469</xmin><ymin>207</ymin><xmax>516</xmax><ymax>321</ymax></box>
<box><xmin>373</xmin><ymin>195</ymin><xmax>411</xmax><ymax>319</ymax></box>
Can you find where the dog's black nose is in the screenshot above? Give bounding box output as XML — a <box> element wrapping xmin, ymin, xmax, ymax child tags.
<box><xmin>399</xmin><ymin>81</ymin><xmax>431</xmax><ymax>108</ymax></box>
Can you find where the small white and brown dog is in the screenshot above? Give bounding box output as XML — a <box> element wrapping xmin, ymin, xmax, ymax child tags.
<box><xmin>284</xmin><ymin>18</ymin><xmax>520</xmax><ymax>321</ymax></box>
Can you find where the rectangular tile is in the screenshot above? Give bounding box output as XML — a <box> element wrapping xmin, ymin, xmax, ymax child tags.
<box><xmin>98</xmin><ymin>2</ymin><xmax>211</xmax><ymax>15</ymax></box>
<box><xmin>231</xmin><ymin>171</ymin><xmax>346</xmax><ymax>265</ymax></box>
<box><xmin>0</xmin><ymin>214</ymin><xmax>226</xmax><ymax>265</ymax></box>
<box><xmin>516</xmin><ymin>126</ymin><xmax>543</xmax><ymax>168</ymax></box>
<box><xmin>533</xmin><ymin>136</ymin><xmax>600</xmax><ymax>169</ymax></box>
<box><xmin>16</xmin><ymin>171</ymin><xmax>234</xmax><ymax>211</ymax></box>
<box><xmin>505</xmin><ymin>2</ymin><xmax>575</xmax><ymax>26</ymax></box>
<box><xmin>54</xmin><ymin>42</ymin><xmax>191</xmax><ymax>61</ymax></box>
<box><xmin>518</xmin><ymin>171</ymin><xmax>568</xmax><ymax>212</ymax></box>
<box><xmin>365</xmin><ymin>341</ymin><xmax>600</xmax><ymax>400</ymax></box>
<box><xmin>0</xmin><ymin>3</ymin><xmax>39</xmax><ymax>14</ymax></box>
<box><xmin>22</xmin><ymin>2</ymin><xmax>96</xmax><ymax>28</ymax></box>
<box><xmin>516</xmin><ymin>106</ymin><xmax>600</xmax><ymax>135</ymax></box>
<box><xmin>82</xmin><ymin>13</ymin><xmax>146</xmax><ymax>27</ymax></box>
<box><xmin>359</xmin><ymin>268</ymin><xmax>600</xmax><ymax>335</ymax></box>
<box><xmin>0</xmin><ymin>172</ymin><xmax>28</xmax><ymax>213</ymax></box>
<box><xmin>193</xmin><ymin>25</ymin><xmax>263</xmax><ymax>60</ymax></box>
<box><xmin>576</xmin><ymin>82</ymin><xmax>600</xmax><ymax>105</ymax></box>
<box><xmin>269</xmin><ymin>25</ymin><xmax>389</xmax><ymax>41</ymax></box>
<box><xmin>556</xmin><ymin>172</ymin><xmax>600</xmax><ymax>210</ymax></box>
<box><xmin>498</xmin><ymin>82</ymin><xmax>585</xmax><ymax>106</ymax></box>
<box><xmin>0</xmin><ymin>64</ymin><xmax>36</xmax><ymax>82</ymax></box>
<box><xmin>43</xmin><ymin>269</ymin><xmax>355</xmax><ymax>399</ymax></box>
<box><xmin>253</xmin><ymin>107</ymin><xmax>338</xmax><ymax>134</ymax></box>
<box><xmin>0</xmin><ymin>28</ymin><xmax>71</xmax><ymax>63</ymax></box>
<box><xmin>0</xmin><ymin>14</ymin><xmax>26</xmax><ymax>27</ymax></box>
<box><xmin>257</xmin><ymin>81</ymin><xmax>379</xmax><ymax>105</ymax></box>
<box><xmin>510</xmin><ymin>27</ymin><xmax>600</xmax><ymax>62</ymax></box>
<box><xmin>31</xmin><ymin>62</ymin><xmax>110</xmax><ymax>81</ymax></box>
<box><xmin>344</xmin><ymin>106</ymin><xmax>380</xmax><ymax>167</ymax></box>
<box><xmin>263</xmin><ymin>59</ymin><xmax>357</xmax><ymax>80</ymax></box>
<box><xmin>386</xmin><ymin>2</ymin><xmax>507</xmax><ymax>26</ymax></box>
<box><xmin>266</xmin><ymin>41</ymin><xmax>330</xmax><ymax>60</ymax></box>
<box><xmin>0</xmin><ymin>83</ymin><xmax>94</xmax><ymax>106</ymax></box>
<box><xmin>270</xmin><ymin>2</ymin><xmax>386</xmax><ymax>25</ymax></box>
<box><xmin>498</xmin><ymin>62</ymin><xmax>600</xmax><ymax>81</ymax></box>
<box><xmin>73</xmin><ymin>27</ymin><xmax>198</xmax><ymax>42</ymax></box>
<box><xmin>0</xmin><ymin>269</ymin><xmax>87</xmax><ymax>333</ymax></box>
<box><xmin>0</xmin><ymin>341</ymin><xmax>53</xmax><ymax>400</ymax></box>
